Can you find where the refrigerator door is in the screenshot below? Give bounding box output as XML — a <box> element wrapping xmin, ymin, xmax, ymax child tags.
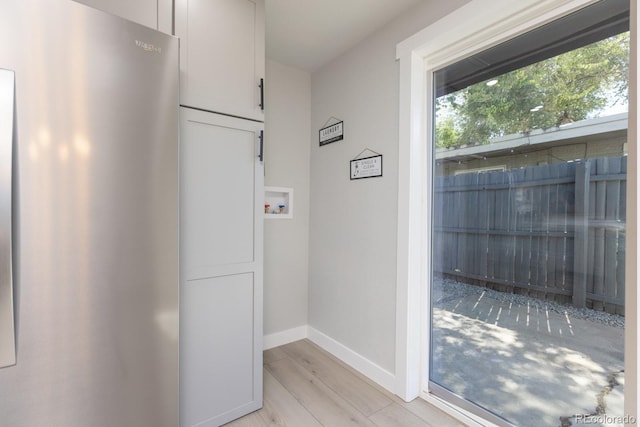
<box><xmin>0</xmin><ymin>1</ymin><xmax>179</xmax><ymax>426</ymax></box>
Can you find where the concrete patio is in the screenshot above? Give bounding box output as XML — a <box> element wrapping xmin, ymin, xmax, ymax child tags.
<box><xmin>431</xmin><ymin>280</ymin><xmax>625</xmax><ymax>427</ymax></box>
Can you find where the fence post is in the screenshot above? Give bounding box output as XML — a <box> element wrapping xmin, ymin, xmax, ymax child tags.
<box><xmin>573</xmin><ymin>161</ymin><xmax>590</xmax><ymax>308</ymax></box>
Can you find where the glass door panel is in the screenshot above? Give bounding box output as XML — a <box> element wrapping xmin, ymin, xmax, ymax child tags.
<box><xmin>429</xmin><ymin>4</ymin><xmax>628</xmax><ymax>425</ymax></box>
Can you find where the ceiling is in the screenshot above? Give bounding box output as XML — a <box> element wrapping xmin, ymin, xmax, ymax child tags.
<box><xmin>265</xmin><ymin>0</ymin><xmax>424</xmax><ymax>72</ymax></box>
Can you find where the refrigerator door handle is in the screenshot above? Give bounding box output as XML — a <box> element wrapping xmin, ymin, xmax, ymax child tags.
<box><xmin>0</xmin><ymin>69</ymin><xmax>15</xmax><ymax>369</ymax></box>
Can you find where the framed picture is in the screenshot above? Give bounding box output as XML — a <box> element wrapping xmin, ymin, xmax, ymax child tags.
<box><xmin>319</xmin><ymin>121</ymin><xmax>344</xmax><ymax>146</ymax></box>
<box><xmin>350</xmin><ymin>155</ymin><xmax>382</xmax><ymax>180</ymax></box>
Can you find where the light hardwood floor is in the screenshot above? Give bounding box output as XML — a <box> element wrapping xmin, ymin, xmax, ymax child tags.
<box><xmin>225</xmin><ymin>339</ymin><xmax>467</xmax><ymax>427</ymax></box>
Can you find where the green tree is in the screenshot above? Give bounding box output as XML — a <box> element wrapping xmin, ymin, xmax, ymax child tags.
<box><xmin>435</xmin><ymin>33</ymin><xmax>629</xmax><ymax>148</ymax></box>
<box><xmin>435</xmin><ymin>117</ymin><xmax>460</xmax><ymax>148</ymax></box>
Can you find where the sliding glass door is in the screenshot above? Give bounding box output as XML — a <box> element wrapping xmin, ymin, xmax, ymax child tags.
<box><xmin>429</xmin><ymin>1</ymin><xmax>629</xmax><ymax>425</ymax></box>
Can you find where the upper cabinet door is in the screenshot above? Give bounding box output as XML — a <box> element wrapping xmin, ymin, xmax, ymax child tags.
<box><xmin>175</xmin><ymin>0</ymin><xmax>265</xmax><ymax>122</ymax></box>
<box><xmin>73</xmin><ymin>0</ymin><xmax>159</xmax><ymax>29</ymax></box>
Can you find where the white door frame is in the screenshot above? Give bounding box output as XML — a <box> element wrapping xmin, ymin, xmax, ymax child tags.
<box><xmin>395</xmin><ymin>0</ymin><xmax>639</xmax><ymax>423</ymax></box>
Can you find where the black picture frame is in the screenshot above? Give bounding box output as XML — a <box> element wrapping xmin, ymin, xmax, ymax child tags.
<box><xmin>350</xmin><ymin>155</ymin><xmax>383</xmax><ymax>180</ymax></box>
<box><xmin>319</xmin><ymin>121</ymin><xmax>344</xmax><ymax>146</ymax></box>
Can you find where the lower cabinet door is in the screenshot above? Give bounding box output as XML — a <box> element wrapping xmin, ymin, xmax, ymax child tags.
<box><xmin>181</xmin><ymin>274</ymin><xmax>260</xmax><ymax>426</ymax></box>
<box><xmin>179</xmin><ymin>107</ymin><xmax>264</xmax><ymax>427</ymax></box>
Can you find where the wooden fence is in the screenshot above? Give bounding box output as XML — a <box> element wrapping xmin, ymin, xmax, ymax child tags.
<box><xmin>433</xmin><ymin>156</ymin><xmax>626</xmax><ymax>315</ymax></box>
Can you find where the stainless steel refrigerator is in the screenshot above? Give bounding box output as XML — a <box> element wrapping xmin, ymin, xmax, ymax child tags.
<box><xmin>0</xmin><ymin>0</ymin><xmax>179</xmax><ymax>425</ymax></box>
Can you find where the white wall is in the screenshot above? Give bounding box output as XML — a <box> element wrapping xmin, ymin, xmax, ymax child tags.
<box><xmin>263</xmin><ymin>59</ymin><xmax>311</xmax><ymax>339</ymax></box>
<box><xmin>309</xmin><ymin>0</ymin><xmax>470</xmax><ymax>374</ymax></box>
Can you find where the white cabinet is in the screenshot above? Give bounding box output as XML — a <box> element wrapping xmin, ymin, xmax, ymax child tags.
<box><xmin>72</xmin><ymin>0</ymin><xmax>173</xmax><ymax>32</ymax></box>
<box><xmin>181</xmin><ymin>274</ymin><xmax>258</xmax><ymax>427</ymax></box>
<box><xmin>176</xmin><ymin>1</ymin><xmax>265</xmax><ymax>424</ymax></box>
<box><xmin>175</xmin><ymin>0</ymin><xmax>265</xmax><ymax>121</ymax></box>
<box><xmin>179</xmin><ymin>108</ymin><xmax>263</xmax><ymax>427</ymax></box>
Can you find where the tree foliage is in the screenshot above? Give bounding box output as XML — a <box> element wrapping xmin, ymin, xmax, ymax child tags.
<box><xmin>435</xmin><ymin>33</ymin><xmax>629</xmax><ymax>148</ymax></box>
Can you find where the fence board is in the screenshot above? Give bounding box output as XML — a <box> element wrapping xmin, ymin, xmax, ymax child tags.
<box><xmin>573</xmin><ymin>162</ymin><xmax>590</xmax><ymax>308</ymax></box>
<box><xmin>540</xmin><ymin>165</ymin><xmax>552</xmax><ymax>290</ymax></box>
<box><xmin>495</xmin><ymin>172</ymin><xmax>506</xmax><ymax>289</ymax></box>
<box><xmin>529</xmin><ymin>175</ymin><xmax>539</xmax><ymax>289</ymax></box>
<box><xmin>559</xmin><ymin>163</ymin><xmax>575</xmax><ymax>293</ymax></box>
<box><xmin>521</xmin><ymin>167</ymin><xmax>535</xmax><ymax>297</ymax></box>
<box><xmin>462</xmin><ymin>174</ymin><xmax>471</xmax><ymax>276</ymax></box>
<box><xmin>547</xmin><ymin>166</ymin><xmax>560</xmax><ymax>297</ymax></box>
<box><xmin>592</xmin><ymin>158</ymin><xmax>607</xmax><ymax>311</ymax></box>
<box><xmin>470</xmin><ymin>173</ymin><xmax>478</xmax><ymax>277</ymax></box>
<box><xmin>587</xmin><ymin>167</ymin><xmax>597</xmax><ymax>303</ymax></box>
<box><xmin>562</xmin><ymin>185</ymin><xmax>573</xmax><ymax>293</ymax></box>
<box><xmin>617</xmin><ymin>232</ymin><xmax>626</xmax><ymax>316</ymax></box>
<box><xmin>456</xmin><ymin>173</ymin><xmax>465</xmax><ymax>275</ymax></box>
<box><xmin>478</xmin><ymin>172</ymin><xmax>490</xmax><ymax>279</ymax></box>
<box><xmin>617</xmin><ymin>158</ymin><xmax>627</xmax><ymax>315</ymax></box>
<box><xmin>604</xmin><ymin>157</ymin><xmax>622</xmax><ymax>314</ymax></box>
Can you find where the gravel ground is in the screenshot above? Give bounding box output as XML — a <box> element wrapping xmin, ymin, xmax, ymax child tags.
<box><xmin>433</xmin><ymin>277</ymin><xmax>625</xmax><ymax>328</ymax></box>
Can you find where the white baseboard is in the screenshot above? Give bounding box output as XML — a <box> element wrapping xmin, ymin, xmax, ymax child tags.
<box><xmin>263</xmin><ymin>325</ymin><xmax>308</xmax><ymax>350</ymax></box>
<box><xmin>307</xmin><ymin>326</ymin><xmax>397</xmax><ymax>394</ymax></box>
